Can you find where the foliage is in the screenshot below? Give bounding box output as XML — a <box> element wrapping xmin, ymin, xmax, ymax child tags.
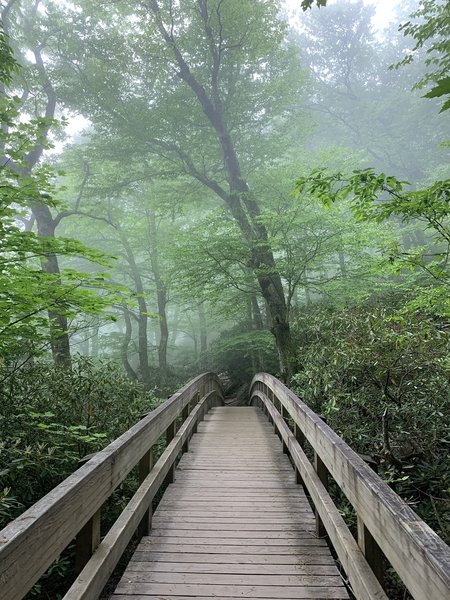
<box><xmin>0</xmin><ymin>357</ymin><xmax>157</xmax><ymax>529</ymax></box>
<box><xmin>301</xmin><ymin>0</ymin><xmax>327</xmax><ymax>9</ymax></box>
<box><xmin>396</xmin><ymin>0</ymin><xmax>450</xmax><ymax>112</ymax></box>
<box><xmin>0</xmin><ymin>25</ymin><xmax>118</xmax><ymax>368</ymax></box>
<box><xmin>295</xmin><ymin>168</ymin><xmax>450</xmax><ymax>315</ymax></box>
<box><xmin>291</xmin><ymin>300</ymin><xmax>450</xmax><ymax>542</ymax></box>
<box><xmin>295</xmin><ymin>1</ymin><xmax>450</xmax><ymax>184</ymax></box>
<box><xmin>211</xmin><ymin>327</ymin><xmax>278</xmax><ymax>387</ymax></box>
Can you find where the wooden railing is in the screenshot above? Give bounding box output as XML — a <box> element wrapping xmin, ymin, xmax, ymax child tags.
<box><xmin>0</xmin><ymin>372</ymin><xmax>223</xmax><ymax>600</ymax></box>
<box><xmin>250</xmin><ymin>373</ymin><xmax>450</xmax><ymax>600</ymax></box>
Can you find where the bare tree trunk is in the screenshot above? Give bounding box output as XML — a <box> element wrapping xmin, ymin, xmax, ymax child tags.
<box><xmin>147</xmin><ymin>210</ymin><xmax>169</xmax><ymax>386</ymax></box>
<box><xmin>121</xmin><ymin>307</ymin><xmax>137</xmax><ymax>380</ymax></box>
<box><xmin>151</xmin><ymin>2</ymin><xmax>292</xmax><ymax>378</ymax></box>
<box><xmin>121</xmin><ymin>234</ymin><xmax>151</xmax><ymax>390</ymax></box>
<box><xmin>338</xmin><ymin>252</ymin><xmax>347</xmax><ymax>278</ymax></box>
<box><xmin>199</xmin><ymin>302</ymin><xmax>208</xmax><ymax>370</ymax></box>
<box><xmin>33</xmin><ymin>204</ymin><xmax>72</xmax><ymax>367</ymax></box>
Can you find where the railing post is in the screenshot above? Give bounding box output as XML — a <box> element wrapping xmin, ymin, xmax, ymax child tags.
<box><xmin>314</xmin><ymin>451</ymin><xmax>329</xmax><ymax>538</ymax></box>
<box><xmin>294</xmin><ymin>422</ymin><xmax>306</xmax><ymax>484</ymax></box>
<box><xmin>74</xmin><ymin>508</ymin><xmax>101</xmax><ymax>574</ymax></box>
<box><xmin>164</xmin><ymin>419</ymin><xmax>177</xmax><ymax>485</ymax></box>
<box><xmin>191</xmin><ymin>391</ymin><xmax>200</xmax><ymax>435</ymax></box>
<box><xmin>182</xmin><ymin>403</ymin><xmax>190</xmax><ymax>453</ymax></box>
<box><xmin>281</xmin><ymin>405</ymin><xmax>289</xmax><ymax>454</ymax></box>
<box><xmin>138</xmin><ymin>447</ymin><xmax>153</xmax><ymax>537</ymax></box>
<box><xmin>357</xmin><ymin>516</ymin><xmax>384</xmax><ymax>586</ymax></box>
<box><xmin>74</xmin><ymin>455</ymin><xmax>101</xmax><ymax>573</ymax></box>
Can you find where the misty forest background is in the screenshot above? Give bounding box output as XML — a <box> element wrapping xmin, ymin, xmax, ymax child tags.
<box><xmin>1</xmin><ymin>0</ymin><xmax>450</xmax><ymax>597</ymax></box>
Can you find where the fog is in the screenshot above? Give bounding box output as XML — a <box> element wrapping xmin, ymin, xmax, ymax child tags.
<box><xmin>2</xmin><ymin>0</ymin><xmax>449</xmax><ymax>392</ymax></box>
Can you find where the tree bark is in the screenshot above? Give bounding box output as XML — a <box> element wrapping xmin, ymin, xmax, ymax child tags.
<box><xmin>120</xmin><ymin>234</ymin><xmax>152</xmax><ymax>390</ymax></box>
<box><xmin>338</xmin><ymin>251</ymin><xmax>347</xmax><ymax>278</ymax></box>
<box><xmin>121</xmin><ymin>307</ymin><xmax>138</xmax><ymax>381</ymax></box>
<box><xmin>251</xmin><ymin>296</ymin><xmax>264</xmax><ymax>330</ymax></box>
<box><xmin>147</xmin><ymin>210</ymin><xmax>168</xmax><ymax>386</ymax></box>
<box><xmin>198</xmin><ymin>302</ymin><xmax>208</xmax><ymax>370</ymax></box>
<box><xmin>151</xmin><ymin>2</ymin><xmax>292</xmax><ymax>377</ymax></box>
<box><xmin>33</xmin><ymin>203</ymin><xmax>72</xmax><ymax>367</ymax></box>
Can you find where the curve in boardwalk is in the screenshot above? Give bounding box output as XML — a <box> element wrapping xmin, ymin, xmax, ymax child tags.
<box><xmin>113</xmin><ymin>406</ymin><xmax>349</xmax><ymax>599</ymax></box>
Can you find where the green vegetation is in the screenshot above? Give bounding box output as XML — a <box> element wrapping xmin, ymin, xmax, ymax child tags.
<box><xmin>1</xmin><ymin>1</ymin><xmax>449</xmax><ymax>598</ymax></box>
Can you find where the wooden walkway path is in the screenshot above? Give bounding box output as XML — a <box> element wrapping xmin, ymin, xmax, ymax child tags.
<box><xmin>2</xmin><ymin>373</ymin><xmax>449</xmax><ymax>600</ymax></box>
<box><xmin>112</xmin><ymin>406</ymin><xmax>349</xmax><ymax>599</ymax></box>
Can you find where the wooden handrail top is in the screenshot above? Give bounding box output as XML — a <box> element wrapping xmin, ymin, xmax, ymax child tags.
<box><xmin>250</xmin><ymin>373</ymin><xmax>450</xmax><ymax>600</ymax></box>
<box><xmin>0</xmin><ymin>372</ymin><xmax>222</xmax><ymax>600</ymax></box>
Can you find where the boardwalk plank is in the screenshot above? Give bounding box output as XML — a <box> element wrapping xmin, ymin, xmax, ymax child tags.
<box><xmin>112</xmin><ymin>406</ymin><xmax>348</xmax><ymax>600</ymax></box>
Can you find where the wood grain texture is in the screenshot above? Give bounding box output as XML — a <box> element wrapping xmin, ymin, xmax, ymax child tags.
<box><xmin>252</xmin><ymin>390</ymin><xmax>387</xmax><ymax>600</ymax></box>
<box><xmin>112</xmin><ymin>407</ymin><xmax>348</xmax><ymax>600</ymax></box>
<box><xmin>62</xmin><ymin>390</ymin><xmax>220</xmax><ymax>600</ymax></box>
<box><xmin>251</xmin><ymin>374</ymin><xmax>450</xmax><ymax>600</ymax></box>
<box><xmin>0</xmin><ymin>373</ymin><xmax>222</xmax><ymax>600</ymax></box>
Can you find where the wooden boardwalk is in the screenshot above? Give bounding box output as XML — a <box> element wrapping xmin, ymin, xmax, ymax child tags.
<box><xmin>112</xmin><ymin>406</ymin><xmax>348</xmax><ymax>599</ymax></box>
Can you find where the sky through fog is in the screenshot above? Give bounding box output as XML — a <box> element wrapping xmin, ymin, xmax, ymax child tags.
<box><xmin>285</xmin><ymin>0</ymin><xmax>405</xmax><ymax>33</ymax></box>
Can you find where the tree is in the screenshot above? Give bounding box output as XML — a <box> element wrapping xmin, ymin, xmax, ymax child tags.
<box><xmin>1</xmin><ymin>0</ymin><xmax>71</xmax><ymax>364</ymax></box>
<box><xmin>47</xmin><ymin>0</ymin><xmax>307</xmax><ymax>376</ymax></box>
<box><xmin>295</xmin><ymin>0</ymin><xmax>450</xmax><ymax>184</ymax></box>
<box><xmin>295</xmin><ymin>168</ymin><xmax>450</xmax><ymax>315</ymax></box>
<box><xmin>397</xmin><ymin>0</ymin><xmax>450</xmax><ymax>113</ymax></box>
<box><xmin>0</xmin><ymin>24</ymin><xmax>112</xmax><ymax>372</ymax></box>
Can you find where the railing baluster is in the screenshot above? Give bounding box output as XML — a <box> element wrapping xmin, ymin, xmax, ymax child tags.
<box><xmin>314</xmin><ymin>451</ymin><xmax>329</xmax><ymax>538</ymax></box>
<box><xmin>357</xmin><ymin>516</ymin><xmax>384</xmax><ymax>586</ymax></box>
<box><xmin>138</xmin><ymin>447</ymin><xmax>154</xmax><ymax>537</ymax></box>
<box><xmin>164</xmin><ymin>420</ymin><xmax>177</xmax><ymax>484</ymax></box>
<box><xmin>191</xmin><ymin>391</ymin><xmax>200</xmax><ymax>434</ymax></box>
<box><xmin>182</xmin><ymin>403</ymin><xmax>191</xmax><ymax>452</ymax></box>
<box><xmin>293</xmin><ymin>422</ymin><xmax>306</xmax><ymax>484</ymax></box>
<box><xmin>281</xmin><ymin>405</ymin><xmax>289</xmax><ymax>453</ymax></box>
<box><xmin>74</xmin><ymin>454</ymin><xmax>101</xmax><ymax>573</ymax></box>
<box><xmin>74</xmin><ymin>508</ymin><xmax>101</xmax><ymax>574</ymax></box>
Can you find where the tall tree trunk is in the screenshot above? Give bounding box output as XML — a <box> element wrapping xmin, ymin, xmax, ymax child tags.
<box><xmin>338</xmin><ymin>252</ymin><xmax>347</xmax><ymax>278</ymax></box>
<box><xmin>121</xmin><ymin>234</ymin><xmax>152</xmax><ymax>390</ymax></box>
<box><xmin>121</xmin><ymin>307</ymin><xmax>137</xmax><ymax>381</ymax></box>
<box><xmin>33</xmin><ymin>204</ymin><xmax>72</xmax><ymax>367</ymax></box>
<box><xmin>2</xmin><ymin>3</ymin><xmax>72</xmax><ymax>367</ymax></box>
<box><xmin>151</xmin><ymin>3</ymin><xmax>292</xmax><ymax>378</ymax></box>
<box><xmin>304</xmin><ymin>271</ymin><xmax>312</xmax><ymax>307</ymax></box>
<box><xmin>147</xmin><ymin>210</ymin><xmax>169</xmax><ymax>386</ymax></box>
<box><xmin>251</xmin><ymin>296</ymin><xmax>264</xmax><ymax>330</ymax></box>
<box><xmin>198</xmin><ymin>302</ymin><xmax>208</xmax><ymax>370</ymax></box>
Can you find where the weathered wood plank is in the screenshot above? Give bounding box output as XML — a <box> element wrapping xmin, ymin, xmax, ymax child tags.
<box><xmin>0</xmin><ymin>373</ymin><xmax>223</xmax><ymax>600</ymax></box>
<box><xmin>130</xmin><ymin>551</ymin><xmax>336</xmax><ymax>565</ymax></box>
<box><xmin>112</xmin><ymin>406</ymin><xmax>348</xmax><ymax>600</ymax></box>
<box><xmin>133</xmin><ymin>543</ymin><xmax>333</xmax><ymax>555</ymax></box>
<box><xmin>149</xmin><ymin>529</ymin><xmax>319</xmax><ymax>538</ymax></box>
<box><xmin>113</xmin><ymin>583</ymin><xmax>349</xmax><ymax>598</ymax></box>
<box><xmin>252</xmin><ymin>374</ymin><xmax>450</xmax><ymax>600</ymax></box>
<box><xmin>127</xmin><ymin>561</ymin><xmax>338</xmax><ymax>574</ymax></box>
<box><xmin>118</xmin><ymin>571</ymin><xmax>344</xmax><ymax>586</ymax></box>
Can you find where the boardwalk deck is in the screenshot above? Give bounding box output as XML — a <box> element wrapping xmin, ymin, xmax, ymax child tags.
<box><xmin>112</xmin><ymin>406</ymin><xmax>348</xmax><ymax>599</ymax></box>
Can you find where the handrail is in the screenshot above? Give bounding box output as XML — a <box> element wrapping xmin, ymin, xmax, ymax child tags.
<box><xmin>0</xmin><ymin>372</ymin><xmax>223</xmax><ymax>600</ymax></box>
<box><xmin>250</xmin><ymin>373</ymin><xmax>450</xmax><ymax>600</ymax></box>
